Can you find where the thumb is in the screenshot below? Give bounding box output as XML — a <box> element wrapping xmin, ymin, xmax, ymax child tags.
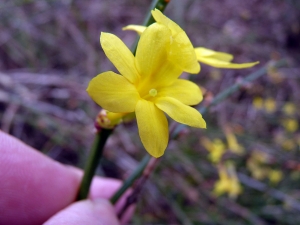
<box><xmin>43</xmin><ymin>199</ymin><xmax>120</xmax><ymax>225</ymax></box>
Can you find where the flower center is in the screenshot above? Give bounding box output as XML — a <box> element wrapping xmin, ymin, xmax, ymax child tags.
<box><xmin>149</xmin><ymin>89</ymin><xmax>158</xmax><ymax>97</ymax></box>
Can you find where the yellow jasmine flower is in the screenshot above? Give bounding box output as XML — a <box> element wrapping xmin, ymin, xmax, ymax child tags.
<box><xmin>251</xmin><ymin>150</ymin><xmax>270</xmax><ymax>164</ymax></box>
<box><xmin>213</xmin><ymin>164</ymin><xmax>242</xmax><ymax>199</ymax></box>
<box><xmin>124</xmin><ymin>9</ymin><xmax>259</xmax><ymax>70</ymax></box>
<box><xmin>282</xmin><ymin>139</ymin><xmax>296</xmax><ymax>151</ymax></box>
<box><xmin>123</xmin><ymin>11</ymin><xmax>199</xmax><ymax>74</ymax></box>
<box><xmin>252</xmin><ymin>97</ymin><xmax>263</xmax><ymax>110</ymax></box>
<box><xmin>224</xmin><ymin>129</ymin><xmax>244</xmax><ymax>155</ymax></box>
<box><xmin>264</xmin><ymin>98</ymin><xmax>276</xmax><ymax>113</ymax></box>
<box><xmin>283</xmin><ymin>102</ymin><xmax>296</xmax><ymax>116</ymax></box>
<box><xmin>213</xmin><ymin>168</ymin><xmax>231</xmax><ymax>196</ymax></box>
<box><xmin>274</xmin><ymin>133</ymin><xmax>296</xmax><ymax>151</ymax></box>
<box><xmin>281</xmin><ymin>118</ymin><xmax>298</xmax><ymax>133</ymax></box>
<box><xmin>269</xmin><ymin>169</ymin><xmax>283</xmax><ymax>184</ymax></box>
<box><xmin>87</xmin><ymin>23</ymin><xmax>206</xmax><ymax>158</ymax></box>
<box><xmin>247</xmin><ymin>158</ymin><xmax>268</xmax><ymax>180</ymax></box>
<box><xmin>252</xmin><ymin>167</ymin><xmax>267</xmax><ymax>180</ymax></box>
<box><xmin>201</xmin><ymin>137</ymin><xmax>226</xmax><ymax>163</ymax></box>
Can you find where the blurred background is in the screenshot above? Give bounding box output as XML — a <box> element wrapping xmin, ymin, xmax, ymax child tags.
<box><xmin>1</xmin><ymin>0</ymin><xmax>300</xmax><ymax>224</ymax></box>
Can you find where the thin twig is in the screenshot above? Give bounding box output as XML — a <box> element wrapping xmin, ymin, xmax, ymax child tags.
<box><xmin>117</xmin><ymin>157</ymin><xmax>160</xmax><ymax>218</ymax></box>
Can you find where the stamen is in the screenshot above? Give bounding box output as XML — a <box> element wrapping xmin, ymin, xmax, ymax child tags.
<box><xmin>149</xmin><ymin>89</ymin><xmax>158</xmax><ymax>97</ymax></box>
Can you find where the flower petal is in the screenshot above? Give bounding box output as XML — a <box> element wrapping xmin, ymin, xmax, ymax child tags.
<box><xmin>195</xmin><ymin>47</ymin><xmax>259</xmax><ymax>69</ymax></box>
<box><xmin>86</xmin><ymin>71</ymin><xmax>140</xmax><ymax>113</ymax></box>
<box><xmin>135</xmin><ymin>99</ymin><xmax>169</xmax><ymax>158</ymax></box>
<box><xmin>155</xmin><ymin>97</ymin><xmax>206</xmax><ymax>128</ymax></box>
<box><xmin>151</xmin><ymin>9</ymin><xmax>200</xmax><ymax>74</ymax></box>
<box><xmin>100</xmin><ymin>32</ymin><xmax>140</xmax><ymax>84</ymax></box>
<box><xmin>197</xmin><ymin>57</ymin><xmax>259</xmax><ymax>69</ymax></box>
<box><xmin>151</xmin><ymin>9</ymin><xmax>182</xmax><ymax>35</ymax></box>
<box><xmin>195</xmin><ymin>47</ymin><xmax>233</xmax><ymax>62</ymax></box>
<box><xmin>157</xmin><ymin>79</ymin><xmax>203</xmax><ymax>105</ymax></box>
<box><xmin>169</xmin><ymin>31</ymin><xmax>200</xmax><ymax>74</ymax></box>
<box><xmin>122</xmin><ymin>25</ymin><xmax>146</xmax><ymax>35</ymax></box>
<box><xmin>135</xmin><ymin>23</ymin><xmax>171</xmax><ymax>81</ymax></box>
<box><xmin>137</xmin><ymin>61</ymin><xmax>182</xmax><ymax>98</ymax></box>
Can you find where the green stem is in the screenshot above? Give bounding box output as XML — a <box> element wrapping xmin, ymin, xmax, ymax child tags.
<box><xmin>109</xmin><ymin>59</ymin><xmax>288</xmax><ymax>204</ymax></box>
<box><xmin>77</xmin><ymin>129</ymin><xmax>113</xmax><ymax>200</ymax></box>
<box><xmin>110</xmin><ymin>155</ymin><xmax>151</xmax><ymax>204</ymax></box>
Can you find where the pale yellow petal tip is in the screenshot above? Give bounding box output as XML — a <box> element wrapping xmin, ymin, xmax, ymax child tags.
<box><xmin>190</xmin><ymin>63</ymin><xmax>201</xmax><ymax>74</ymax></box>
<box><xmin>100</xmin><ymin>32</ymin><xmax>112</xmax><ymax>44</ymax></box>
<box><xmin>147</xmin><ymin>148</ymin><xmax>165</xmax><ymax>158</ymax></box>
<box><xmin>152</xmin><ymin>8</ymin><xmax>162</xmax><ymax>15</ymax></box>
<box><xmin>237</xmin><ymin>61</ymin><xmax>260</xmax><ymax>69</ymax></box>
<box><xmin>201</xmin><ymin>118</ymin><xmax>207</xmax><ymax>129</ymax></box>
<box><xmin>122</xmin><ymin>25</ymin><xmax>146</xmax><ymax>35</ymax></box>
<box><xmin>100</xmin><ymin>31</ymin><xmax>109</xmax><ymax>37</ymax></box>
<box><xmin>242</xmin><ymin>61</ymin><xmax>260</xmax><ymax>67</ymax></box>
<box><xmin>144</xmin><ymin>143</ymin><xmax>166</xmax><ymax>158</ymax></box>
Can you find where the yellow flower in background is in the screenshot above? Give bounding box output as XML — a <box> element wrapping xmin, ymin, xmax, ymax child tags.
<box><xmin>274</xmin><ymin>132</ymin><xmax>296</xmax><ymax>151</ymax></box>
<box><xmin>247</xmin><ymin>150</ymin><xmax>283</xmax><ymax>184</ymax></box>
<box><xmin>264</xmin><ymin>98</ymin><xmax>277</xmax><ymax>113</ymax></box>
<box><xmin>247</xmin><ymin>150</ymin><xmax>270</xmax><ymax>180</ymax></box>
<box><xmin>201</xmin><ymin>137</ymin><xmax>226</xmax><ymax>163</ymax></box>
<box><xmin>213</xmin><ymin>164</ymin><xmax>242</xmax><ymax>199</ymax></box>
<box><xmin>282</xmin><ymin>139</ymin><xmax>296</xmax><ymax>151</ymax></box>
<box><xmin>124</xmin><ymin>9</ymin><xmax>259</xmax><ymax>70</ymax></box>
<box><xmin>253</xmin><ymin>97</ymin><xmax>278</xmax><ymax>113</ymax></box>
<box><xmin>247</xmin><ymin>158</ymin><xmax>268</xmax><ymax>180</ymax></box>
<box><xmin>251</xmin><ymin>150</ymin><xmax>270</xmax><ymax>164</ymax></box>
<box><xmin>269</xmin><ymin>169</ymin><xmax>283</xmax><ymax>184</ymax></box>
<box><xmin>281</xmin><ymin>118</ymin><xmax>298</xmax><ymax>133</ymax></box>
<box><xmin>252</xmin><ymin>97</ymin><xmax>264</xmax><ymax>110</ymax></box>
<box><xmin>87</xmin><ymin>23</ymin><xmax>206</xmax><ymax>158</ymax></box>
<box><xmin>224</xmin><ymin>129</ymin><xmax>244</xmax><ymax>155</ymax></box>
<box><xmin>283</xmin><ymin>102</ymin><xmax>296</xmax><ymax>116</ymax></box>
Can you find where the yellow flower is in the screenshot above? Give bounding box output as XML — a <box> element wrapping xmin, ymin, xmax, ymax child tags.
<box><xmin>252</xmin><ymin>97</ymin><xmax>263</xmax><ymax>110</ymax></box>
<box><xmin>214</xmin><ymin>169</ymin><xmax>231</xmax><ymax>196</ymax></box>
<box><xmin>281</xmin><ymin>118</ymin><xmax>298</xmax><ymax>133</ymax></box>
<box><xmin>87</xmin><ymin>24</ymin><xmax>206</xmax><ymax>158</ymax></box>
<box><xmin>268</xmin><ymin>169</ymin><xmax>283</xmax><ymax>184</ymax></box>
<box><xmin>124</xmin><ymin>9</ymin><xmax>259</xmax><ymax>70</ymax></box>
<box><xmin>251</xmin><ymin>150</ymin><xmax>270</xmax><ymax>164</ymax></box>
<box><xmin>283</xmin><ymin>102</ymin><xmax>296</xmax><ymax>116</ymax></box>
<box><xmin>225</xmin><ymin>130</ymin><xmax>244</xmax><ymax>155</ymax></box>
<box><xmin>201</xmin><ymin>137</ymin><xmax>226</xmax><ymax>163</ymax></box>
<box><xmin>264</xmin><ymin>98</ymin><xmax>276</xmax><ymax>113</ymax></box>
<box><xmin>282</xmin><ymin>139</ymin><xmax>296</xmax><ymax>151</ymax></box>
<box><xmin>213</xmin><ymin>164</ymin><xmax>242</xmax><ymax>199</ymax></box>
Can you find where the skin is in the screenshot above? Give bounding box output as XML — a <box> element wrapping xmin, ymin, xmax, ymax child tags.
<box><xmin>0</xmin><ymin>130</ymin><xmax>134</xmax><ymax>225</ymax></box>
